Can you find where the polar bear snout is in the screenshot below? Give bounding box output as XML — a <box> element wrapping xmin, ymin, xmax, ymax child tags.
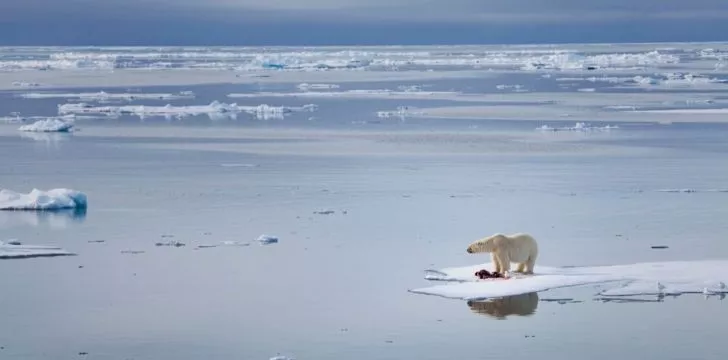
<box><xmin>467</xmin><ymin>247</ymin><xmax>473</xmax><ymax>253</ymax></box>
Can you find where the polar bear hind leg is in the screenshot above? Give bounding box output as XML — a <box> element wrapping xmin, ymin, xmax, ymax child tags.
<box><xmin>516</xmin><ymin>262</ymin><xmax>526</xmax><ymax>273</ymax></box>
<box><xmin>523</xmin><ymin>254</ymin><xmax>537</xmax><ymax>275</ymax></box>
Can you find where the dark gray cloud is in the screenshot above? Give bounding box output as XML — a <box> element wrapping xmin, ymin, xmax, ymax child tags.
<box><xmin>1</xmin><ymin>0</ymin><xmax>727</xmax><ymax>45</ymax></box>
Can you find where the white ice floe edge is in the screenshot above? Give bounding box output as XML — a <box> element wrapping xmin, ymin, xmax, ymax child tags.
<box><xmin>410</xmin><ymin>260</ymin><xmax>728</xmax><ymax>301</ymax></box>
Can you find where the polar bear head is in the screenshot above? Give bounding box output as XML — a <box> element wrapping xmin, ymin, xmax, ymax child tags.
<box><xmin>466</xmin><ymin>234</ymin><xmax>506</xmax><ymax>253</ymax></box>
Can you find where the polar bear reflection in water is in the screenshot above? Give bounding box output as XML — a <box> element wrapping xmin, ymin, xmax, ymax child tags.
<box><xmin>466</xmin><ymin>292</ymin><xmax>539</xmax><ymax>320</ymax></box>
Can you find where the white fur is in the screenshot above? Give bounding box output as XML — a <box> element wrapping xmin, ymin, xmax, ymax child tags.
<box><xmin>466</xmin><ymin>233</ymin><xmax>539</xmax><ymax>275</ymax></box>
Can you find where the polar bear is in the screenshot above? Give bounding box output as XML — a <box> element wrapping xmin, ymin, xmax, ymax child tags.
<box><xmin>466</xmin><ymin>233</ymin><xmax>538</xmax><ymax>276</ymax></box>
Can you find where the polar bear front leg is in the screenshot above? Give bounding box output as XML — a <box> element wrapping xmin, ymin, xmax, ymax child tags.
<box><xmin>497</xmin><ymin>251</ymin><xmax>511</xmax><ymax>277</ymax></box>
<box><xmin>516</xmin><ymin>262</ymin><xmax>526</xmax><ymax>273</ymax></box>
<box><xmin>491</xmin><ymin>253</ymin><xmax>502</xmax><ymax>273</ymax></box>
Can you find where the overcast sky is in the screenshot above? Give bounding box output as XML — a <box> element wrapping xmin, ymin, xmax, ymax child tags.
<box><xmin>1</xmin><ymin>0</ymin><xmax>727</xmax><ymax>45</ymax></box>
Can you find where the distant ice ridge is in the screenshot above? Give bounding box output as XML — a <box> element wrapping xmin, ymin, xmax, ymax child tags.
<box><xmin>537</xmin><ymin>122</ymin><xmax>618</xmax><ymax>132</ymax></box>
<box><xmin>57</xmin><ymin>101</ymin><xmax>318</xmax><ymax>120</ymax></box>
<box><xmin>0</xmin><ymin>239</ymin><xmax>75</xmax><ymax>259</ymax></box>
<box><xmin>0</xmin><ymin>188</ymin><xmax>88</xmax><ymax>211</ymax></box>
<box><xmin>18</xmin><ymin>91</ymin><xmax>195</xmax><ymax>101</ymax></box>
<box><xmin>410</xmin><ymin>260</ymin><xmax>728</xmax><ymax>301</ymax></box>
<box><xmin>17</xmin><ymin>118</ymin><xmax>74</xmax><ymax>132</ymax></box>
<box><xmin>656</xmin><ymin>188</ymin><xmax>728</xmax><ymax>193</ymax></box>
<box><xmin>0</xmin><ymin>47</ymin><xmax>682</xmax><ymax>72</ymax></box>
<box><xmin>1</xmin><ymin>113</ymin><xmax>76</xmax><ymax>124</ymax></box>
<box><xmin>557</xmin><ymin>72</ymin><xmax>726</xmax><ymax>89</ymax></box>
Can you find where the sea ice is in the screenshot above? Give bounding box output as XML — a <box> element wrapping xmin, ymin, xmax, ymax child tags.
<box><xmin>410</xmin><ymin>260</ymin><xmax>728</xmax><ymax>301</ymax></box>
<box><xmin>297</xmin><ymin>83</ymin><xmax>339</xmax><ymax>90</ymax></box>
<box><xmin>536</xmin><ymin>122</ymin><xmax>618</xmax><ymax>132</ymax></box>
<box><xmin>0</xmin><ymin>239</ymin><xmax>75</xmax><ymax>259</ymax></box>
<box><xmin>0</xmin><ymin>188</ymin><xmax>88</xmax><ymax>211</ymax></box>
<box><xmin>57</xmin><ymin>101</ymin><xmax>317</xmax><ymax>120</ymax></box>
<box><xmin>18</xmin><ymin>91</ymin><xmax>195</xmax><ymax>102</ymax></box>
<box><xmin>17</xmin><ymin>118</ymin><xmax>74</xmax><ymax>132</ymax></box>
<box><xmin>257</xmin><ymin>235</ymin><xmax>279</xmax><ymax>245</ymax></box>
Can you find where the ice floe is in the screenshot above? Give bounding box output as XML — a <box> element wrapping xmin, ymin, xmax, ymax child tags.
<box><xmin>257</xmin><ymin>235</ymin><xmax>279</xmax><ymax>245</ymax></box>
<box><xmin>0</xmin><ymin>188</ymin><xmax>88</xmax><ymax>211</ymax></box>
<box><xmin>377</xmin><ymin>106</ymin><xmax>424</xmax><ymax>119</ymax></box>
<box><xmin>17</xmin><ymin>118</ymin><xmax>74</xmax><ymax>132</ymax></box>
<box><xmin>0</xmin><ymin>239</ymin><xmax>75</xmax><ymax>259</ymax></box>
<box><xmin>0</xmin><ymin>46</ymin><xmax>684</xmax><ymax>73</ymax></box>
<box><xmin>18</xmin><ymin>91</ymin><xmax>195</xmax><ymax>102</ymax></box>
<box><xmin>57</xmin><ymin>101</ymin><xmax>317</xmax><ymax>120</ymax></box>
<box><xmin>655</xmin><ymin>188</ymin><xmax>728</xmax><ymax>193</ymax></box>
<box><xmin>297</xmin><ymin>83</ymin><xmax>339</xmax><ymax>91</ymax></box>
<box><xmin>410</xmin><ymin>260</ymin><xmax>728</xmax><ymax>301</ymax></box>
<box><xmin>12</xmin><ymin>81</ymin><xmax>41</xmax><ymax>87</ymax></box>
<box><xmin>537</xmin><ymin>122</ymin><xmax>619</xmax><ymax>132</ymax></box>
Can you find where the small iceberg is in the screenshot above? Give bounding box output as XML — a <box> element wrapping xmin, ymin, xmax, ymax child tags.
<box><xmin>18</xmin><ymin>118</ymin><xmax>74</xmax><ymax>133</ymax></box>
<box><xmin>0</xmin><ymin>239</ymin><xmax>75</xmax><ymax>259</ymax></box>
<box><xmin>0</xmin><ymin>188</ymin><xmax>88</xmax><ymax>211</ymax></box>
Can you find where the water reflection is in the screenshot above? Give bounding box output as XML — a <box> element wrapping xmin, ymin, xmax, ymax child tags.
<box><xmin>466</xmin><ymin>292</ymin><xmax>539</xmax><ymax>320</ymax></box>
<box><xmin>0</xmin><ymin>207</ymin><xmax>87</xmax><ymax>228</ymax></box>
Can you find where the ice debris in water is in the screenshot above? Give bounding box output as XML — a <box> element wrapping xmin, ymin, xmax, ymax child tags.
<box><xmin>377</xmin><ymin>106</ymin><xmax>423</xmax><ymax>119</ymax></box>
<box><xmin>297</xmin><ymin>83</ymin><xmax>339</xmax><ymax>91</ymax></box>
<box><xmin>257</xmin><ymin>235</ymin><xmax>279</xmax><ymax>245</ymax></box>
<box><xmin>0</xmin><ymin>188</ymin><xmax>88</xmax><ymax>211</ymax></box>
<box><xmin>537</xmin><ymin>122</ymin><xmax>618</xmax><ymax>132</ymax></box>
<box><xmin>0</xmin><ymin>239</ymin><xmax>75</xmax><ymax>259</ymax></box>
<box><xmin>18</xmin><ymin>118</ymin><xmax>74</xmax><ymax>132</ymax></box>
<box><xmin>57</xmin><ymin>101</ymin><xmax>317</xmax><ymax>120</ymax></box>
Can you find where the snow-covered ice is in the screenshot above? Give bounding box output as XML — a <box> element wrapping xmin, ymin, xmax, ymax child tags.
<box><xmin>410</xmin><ymin>260</ymin><xmax>728</xmax><ymax>301</ymax></box>
<box><xmin>0</xmin><ymin>188</ymin><xmax>88</xmax><ymax>211</ymax></box>
<box><xmin>17</xmin><ymin>118</ymin><xmax>74</xmax><ymax>132</ymax></box>
<box><xmin>57</xmin><ymin>101</ymin><xmax>317</xmax><ymax>120</ymax></box>
<box><xmin>0</xmin><ymin>239</ymin><xmax>75</xmax><ymax>259</ymax></box>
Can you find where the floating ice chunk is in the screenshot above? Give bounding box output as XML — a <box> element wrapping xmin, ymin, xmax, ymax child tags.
<box><xmin>269</xmin><ymin>356</ymin><xmax>294</xmax><ymax>360</ymax></box>
<box><xmin>496</xmin><ymin>84</ymin><xmax>526</xmax><ymax>91</ymax></box>
<box><xmin>297</xmin><ymin>83</ymin><xmax>339</xmax><ymax>91</ymax></box>
<box><xmin>656</xmin><ymin>188</ymin><xmax>728</xmax><ymax>193</ymax></box>
<box><xmin>57</xmin><ymin>101</ymin><xmax>317</xmax><ymax>120</ymax></box>
<box><xmin>257</xmin><ymin>235</ymin><xmax>279</xmax><ymax>245</ymax></box>
<box><xmin>537</xmin><ymin>122</ymin><xmax>618</xmax><ymax>132</ymax></box>
<box><xmin>0</xmin><ymin>239</ymin><xmax>75</xmax><ymax>259</ymax></box>
<box><xmin>18</xmin><ymin>91</ymin><xmax>195</xmax><ymax>102</ymax></box>
<box><xmin>12</xmin><ymin>81</ymin><xmax>41</xmax><ymax>87</ymax></box>
<box><xmin>18</xmin><ymin>118</ymin><xmax>74</xmax><ymax>132</ymax></box>
<box><xmin>377</xmin><ymin>106</ymin><xmax>423</xmax><ymax>119</ymax></box>
<box><xmin>411</xmin><ymin>260</ymin><xmax>728</xmax><ymax>301</ymax></box>
<box><xmin>0</xmin><ymin>188</ymin><xmax>88</xmax><ymax>211</ymax></box>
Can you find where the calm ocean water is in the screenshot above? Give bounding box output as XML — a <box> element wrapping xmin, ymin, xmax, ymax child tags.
<box><xmin>2</xmin><ymin>51</ymin><xmax>728</xmax><ymax>359</ymax></box>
